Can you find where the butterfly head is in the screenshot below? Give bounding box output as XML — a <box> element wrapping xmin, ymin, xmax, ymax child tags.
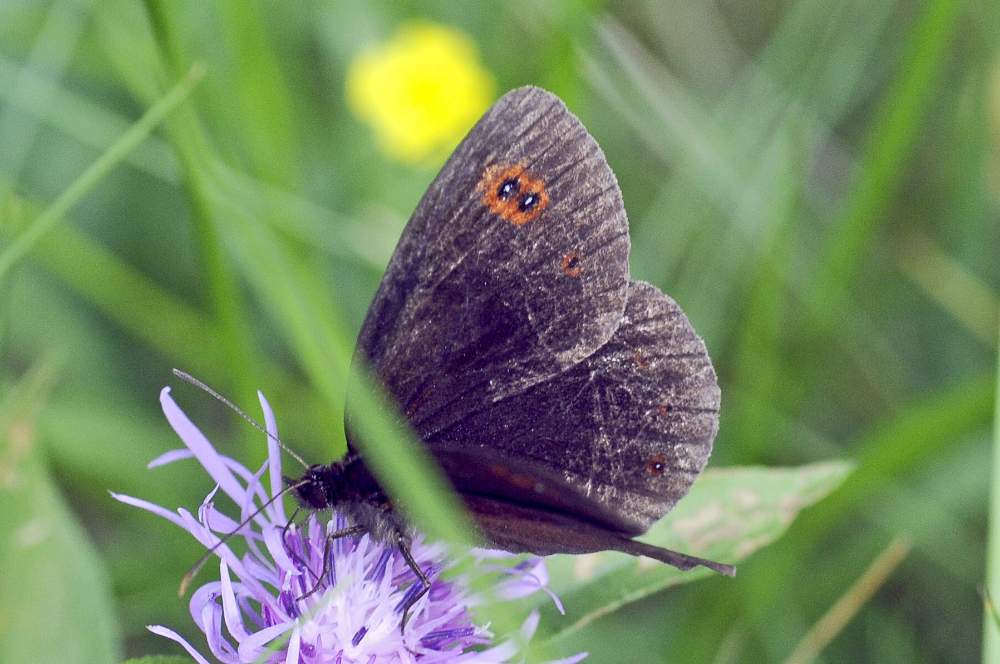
<box><xmin>290</xmin><ymin>464</ymin><xmax>339</xmax><ymax>510</ymax></box>
<box><xmin>289</xmin><ymin>454</ymin><xmax>383</xmax><ymax>513</ymax></box>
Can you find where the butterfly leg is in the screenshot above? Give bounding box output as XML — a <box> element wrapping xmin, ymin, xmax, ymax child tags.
<box><xmin>280</xmin><ymin>507</ymin><xmax>321</xmax><ymax>584</ymax></box>
<box><xmin>280</xmin><ymin>506</ymin><xmax>301</xmax><ymax>541</ymax></box>
<box><xmin>396</xmin><ymin>532</ymin><xmax>432</xmax><ymax>633</ymax></box>
<box><xmin>297</xmin><ymin>524</ymin><xmax>367</xmax><ymax>601</ymax></box>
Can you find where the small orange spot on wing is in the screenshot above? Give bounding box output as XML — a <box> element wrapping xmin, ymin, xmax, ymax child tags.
<box><xmin>490</xmin><ymin>464</ymin><xmax>511</xmax><ymax>478</ymax></box>
<box><xmin>490</xmin><ymin>463</ymin><xmax>542</xmax><ymax>492</ymax></box>
<box><xmin>561</xmin><ymin>251</ymin><xmax>582</xmax><ymax>277</ymax></box>
<box><xmin>478</xmin><ymin>164</ymin><xmax>549</xmax><ymax>226</ymax></box>
<box><xmin>510</xmin><ymin>473</ymin><xmax>536</xmax><ymax>490</ymax></box>
<box><xmin>645</xmin><ymin>453</ymin><xmax>667</xmax><ymax>476</ymax></box>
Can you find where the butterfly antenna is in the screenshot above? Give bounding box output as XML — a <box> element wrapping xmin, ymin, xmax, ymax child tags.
<box><xmin>172</xmin><ymin>368</ymin><xmax>309</xmax><ymax>470</ymax></box>
<box><xmin>179</xmin><ymin>479</ymin><xmax>310</xmax><ymax>596</ymax></box>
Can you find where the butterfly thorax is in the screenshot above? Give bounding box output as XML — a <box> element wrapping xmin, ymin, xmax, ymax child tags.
<box><xmin>291</xmin><ymin>453</ymin><xmax>408</xmax><ymax>542</ymax></box>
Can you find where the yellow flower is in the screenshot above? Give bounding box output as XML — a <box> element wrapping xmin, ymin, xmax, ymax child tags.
<box><xmin>346</xmin><ymin>21</ymin><xmax>495</xmax><ymax>164</ymax></box>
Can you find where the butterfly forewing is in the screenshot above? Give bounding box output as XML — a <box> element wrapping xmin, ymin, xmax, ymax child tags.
<box><xmin>351</xmin><ymin>87</ymin><xmax>631</xmax><ymax>440</ymax></box>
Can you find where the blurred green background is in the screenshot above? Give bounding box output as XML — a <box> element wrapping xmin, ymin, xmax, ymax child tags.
<box><xmin>1</xmin><ymin>0</ymin><xmax>999</xmax><ymax>662</ymax></box>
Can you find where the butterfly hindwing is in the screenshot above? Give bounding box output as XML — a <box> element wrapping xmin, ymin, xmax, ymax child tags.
<box><xmin>352</xmin><ymin>87</ymin><xmax>631</xmax><ymax>439</ymax></box>
<box><xmin>428</xmin><ymin>281</ymin><xmax>720</xmax><ymax>535</ymax></box>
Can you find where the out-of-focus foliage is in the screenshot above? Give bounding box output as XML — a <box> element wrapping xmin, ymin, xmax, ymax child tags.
<box><xmin>1</xmin><ymin>1</ymin><xmax>997</xmax><ymax>662</ymax></box>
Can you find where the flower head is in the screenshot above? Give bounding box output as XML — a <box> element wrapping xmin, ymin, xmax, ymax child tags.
<box><xmin>114</xmin><ymin>387</ymin><xmax>584</xmax><ymax>663</ymax></box>
<box><xmin>346</xmin><ymin>21</ymin><xmax>495</xmax><ymax>164</ymax></box>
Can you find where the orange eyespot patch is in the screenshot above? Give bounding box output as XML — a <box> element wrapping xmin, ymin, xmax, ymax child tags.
<box><xmin>479</xmin><ymin>164</ymin><xmax>549</xmax><ymax>226</ymax></box>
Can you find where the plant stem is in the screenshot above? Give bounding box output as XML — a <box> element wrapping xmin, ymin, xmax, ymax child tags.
<box><xmin>785</xmin><ymin>536</ymin><xmax>912</xmax><ymax>664</ymax></box>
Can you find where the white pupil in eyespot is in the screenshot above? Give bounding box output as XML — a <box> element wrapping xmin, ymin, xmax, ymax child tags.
<box><xmin>498</xmin><ymin>179</ymin><xmax>519</xmax><ymax>199</ymax></box>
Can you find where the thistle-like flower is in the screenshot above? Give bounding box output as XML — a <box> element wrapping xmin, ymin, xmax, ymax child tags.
<box><xmin>113</xmin><ymin>387</ymin><xmax>584</xmax><ymax>663</ymax></box>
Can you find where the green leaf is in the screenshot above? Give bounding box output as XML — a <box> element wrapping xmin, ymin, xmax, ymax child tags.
<box><xmin>536</xmin><ymin>461</ymin><xmax>852</xmax><ymax>646</ymax></box>
<box><xmin>122</xmin><ymin>657</ymin><xmax>190</xmax><ymax>664</ymax></box>
<box><xmin>0</xmin><ymin>365</ymin><xmax>122</xmax><ymax>663</ymax></box>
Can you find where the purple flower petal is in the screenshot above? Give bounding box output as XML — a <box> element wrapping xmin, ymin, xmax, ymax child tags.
<box><xmin>258</xmin><ymin>390</ymin><xmax>287</xmax><ymax>523</ymax></box>
<box><xmin>219</xmin><ymin>560</ymin><xmax>250</xmax><ymax>643</ymax></box>
<box><xmin>199</xmin><ymin>501</ymin><xmax>244</xmax><ymax>536</ymax></box>
<box><xmin>160</xmin><ymin>387</ymin><xmax>246</xmax><ymax>505</ymax></box>
<box><xmin>175</xmin><ymin>508</ymin><xmax>274</xmax><ymax>606</ymax></box>
<box><xmin>521</xmin><ymin>609</ymin><xmax>541</xmax><ymax>640</ymax></box>
<box><xmin>109</xmin><ymin>491</ymin><xmax>186</xmax><ymax>530</ymax></box>
<box><xmin>263</xmin><ymin>518</ymin><xmax>299</xmax><ymax>575</ymax></box>
<box><xmin>133</xmin><ymin>386</ymin><xmax>586</xmax><ymax>663</ymax></box>
<box><xmin>237</xmin><ymin>620</ymin><xmax>293</xmax><ymax>662</ymax></box>
<box><xmin>146</xmin><ymin>625</ymin><xmax>212</xmax><ymax>664</ymax></box>
<box><xmin>285</xmin><ymin>625</ymin><xmax>301</xmax><ymax>664</ymax></box>
<box><xmin>549</xmin><ymin>654</ymin><xmax>591</xmax><ymax>664</ymax></box>
<box><xmin>147</xmin><ymin>448</ymin><xmax>193</xmax><ymax>468</ymax></box>
<box><xmin>199</xmin><ymin>599</ymin><xmax>236</xmax><ymax>662</ymax></box>
<box><xmin>496</xmin><ymin>557</ymin><xmax>565</xmax><ymax>615</ymax></box>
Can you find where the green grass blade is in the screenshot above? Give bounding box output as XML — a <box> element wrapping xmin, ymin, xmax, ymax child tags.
<box><xmin>207</xmin><ymin>185</ymin><xmax>474</xmax><ymax>541</ymax></box>
<box><xmin>213</xmin><ymin>0</ymin><xmax>300</xmax><ymax>185</ymax></box>
<box><xmin>984</xmin><ymin>317</ymin><xmax>1000</xmax><ymax>662</ymax></box>
<box><xmin>811</xmin><ymin>0</ymin><xmax>968</xmax><ymax>320</ymax></box>
<box><xmin>0</xmin><ymin>62</ymin><xmax>205</xmax><ymax>283</ymax></box>
<box><xmin>1</xmin><ymin>195</ymin><xmax>223</xmax><ymax>375</ymax></box>
<box><xmin>784</xmin><ymin>537</ymin><xmax>912</xmax><ymax>664</ymax></box>
<box><xmin>804</xmin><ymin>374</ymin><xmax>994</xmax><ymax>536</ymax></box>
<box><xmin>0</xmin><ymin>0</ymin><xmax>92</xmax><ymax>200</ymax></box>
<box><xmin>0</xmin><ymin>53</ymin><xmax>180</xmax><ymax>183</ymax></box>
<box><xmin>897</xmin><ymin>234</ymin><xmax>999</xmax><ymax>347</ymax></box>
<box><xmin>134</xmin><ymin>3</ymin><xmax>264</xmax><ymax>407</ymax></box>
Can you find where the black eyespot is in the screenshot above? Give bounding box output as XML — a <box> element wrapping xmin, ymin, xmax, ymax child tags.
<box><xmin>497</xmin><ymin>178</ymin><xmax>520</xmax><ymax>199</ymax></box>
<box><xmin>645</xmin><ymin>453</ymin><xmax>668</xmax><ymax>476</ymax></box>
<box><xmin>565</xmin><ymin>255</ymin><xmax>579</xmax><ymax>269</ymax></box>
<box><xmin>518</xmin><ymin>193</ymin><xmax>539</xmax><ymax>212</ymax></box>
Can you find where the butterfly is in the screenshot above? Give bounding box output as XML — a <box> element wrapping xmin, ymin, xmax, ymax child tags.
<box><xmin>290</xmin><ymin>86</ymin><xmax>733</xmax><ymax>624</ymax></box>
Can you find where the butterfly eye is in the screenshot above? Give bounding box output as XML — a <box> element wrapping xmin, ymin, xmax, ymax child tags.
<box><xmin>645</xmin><ymin>454</ymin><xmax>668</xmax><ymax>476</ymax></box>
<box><xmin>518</xmin><ymin>193</ymin><xmax>539</xmax><ymax>212</ymax></box>
<box><xmin>497</xmin><ymin>178</ymin><xmax>520</xmax><ymax>199</ymax></box>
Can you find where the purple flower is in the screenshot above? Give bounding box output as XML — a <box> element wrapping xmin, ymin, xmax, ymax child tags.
<box><xmin>114</xmin><ymin>387</ymin><xmax>586</xmax><ymax>663</ymax></box>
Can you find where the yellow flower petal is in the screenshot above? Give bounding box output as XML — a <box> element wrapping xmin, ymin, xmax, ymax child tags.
<box><xmin>346</xmin><ymin>21</ymin><xmax>495</xmax><ymax>164</ymax></box>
